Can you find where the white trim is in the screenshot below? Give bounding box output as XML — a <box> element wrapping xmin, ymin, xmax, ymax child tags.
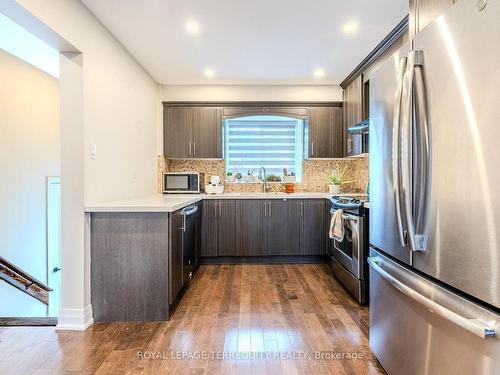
<box><xmin>56</xmin><ymin>305</ymin><xmax>93</xmax><ymax>331</ymax></box>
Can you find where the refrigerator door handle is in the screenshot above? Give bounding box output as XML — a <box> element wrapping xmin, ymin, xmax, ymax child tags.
<box><xmin>392</xmin><ymin>56</ymin><xmax>408</xmax><ymax>247</ymax></box>
<box><xmin>413</xmin><ymin>52</ymin><xmax>432</xmax><ymax>251</ymax></box>
<box><xmin>368</xmin><ymin>256</ymin><xmax>497</xmax><ymax>339</ymax></box>
<box><xmin>400</xmin><ymin>50</ymin><xmax>427</xmax><ymax>252</ymax></box>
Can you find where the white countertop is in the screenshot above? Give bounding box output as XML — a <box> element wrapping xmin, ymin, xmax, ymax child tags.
<box><xmin>85</xmin><ymin>192</ymin><xmax>368</xmax><ymax>213</ymax></box>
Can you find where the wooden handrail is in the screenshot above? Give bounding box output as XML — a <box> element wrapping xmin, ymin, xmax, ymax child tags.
<box><xmin>0</xmin><ymin>256</ymin><xmax>52</xmax><ymax>305</ymax></box>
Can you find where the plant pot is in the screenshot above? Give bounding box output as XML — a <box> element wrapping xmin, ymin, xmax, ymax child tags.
<box><xmin>226</xmin><ymin>176</ymin><xmax>235</xmax><ymax>183</ymax></box>
<box><xmin>328</xmin><ymin>184</ymin><xmax>341</xmax><ymax>194</ymax></box>
<box><xmin>243</xmin><ymin>175</ymin><xmax>253</xmax><ymax>182</ymax></box>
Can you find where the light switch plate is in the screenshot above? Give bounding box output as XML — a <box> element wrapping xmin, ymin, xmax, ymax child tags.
<box><xmin>89</xmin><ymin>144</ymin><xmax>97</xmax><ymax>159</ymax></box>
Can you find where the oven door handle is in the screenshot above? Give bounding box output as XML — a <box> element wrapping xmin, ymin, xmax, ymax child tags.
<box><xmin>329</xmin><ymin>209</ymin><xmax>360</xmax><ymax>222</ymax></box>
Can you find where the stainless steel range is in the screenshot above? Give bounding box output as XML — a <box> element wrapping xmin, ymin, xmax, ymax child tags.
<box><xmin>329</xmin><ymin>196</ymin><xmax>368</xmax><ymax>304</ymax></box>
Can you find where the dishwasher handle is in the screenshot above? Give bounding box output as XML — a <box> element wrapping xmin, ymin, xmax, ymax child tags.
<box><xmin>182</xmin><ymin>205</ymin><xmax>198</xmax><ymax>216</ymax></box>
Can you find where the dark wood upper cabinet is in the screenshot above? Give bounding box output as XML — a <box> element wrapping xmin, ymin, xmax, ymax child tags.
<box><xmin>306</xmin><ymin>107</ymin><xmax>344</xmax><ymax>159</ymax></box>
<box><xmin>343</xmin><ymin>76</ymin><xmax>364</xmax><ymax>156</ymax></box>
<box><xmin>164</xmin><ymin>107</ymin><xmax>191</xmax><ymax>158</ymax></box>
<box><xmin>410</xmin><ymin>0</ymin><xmax>457</xmax><ymax>37</ymax></box>
<box><xmin>192</xmin><ymin>107</ymin><xmax>222</xmax><ymax>158</ymax></box>
<box><xmin>164</xmin><ymin>106</ymin><xmax>222</xmax><ymax>159</ymax></box>
<box><xmin>222</xmin><ymin>107</ymin><xmax>308</xmax><ymax>119</ymax></box>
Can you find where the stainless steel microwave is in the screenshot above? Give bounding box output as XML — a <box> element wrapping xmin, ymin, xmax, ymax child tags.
<box><xmin>163</xmin><ymin>172</ymin><xmax>203</xmax><ymax>193</ymax></box>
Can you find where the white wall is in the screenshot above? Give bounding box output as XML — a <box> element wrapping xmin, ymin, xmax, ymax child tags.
<box><xmin>0</xmin><ymin>49</ymin><xmax>59</xmax><ymax>317</ymax></box>
<box><xmin>161</xmin><ymin>84</ymin><xmax>343</xmax><ymax>102</ymax></box>
<box><xmin>17</xmin><ymin>0</ymin><xmax>161</xmax><ymax>204</ymax></box>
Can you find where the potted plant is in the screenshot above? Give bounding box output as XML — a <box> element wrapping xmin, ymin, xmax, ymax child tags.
<box><xmin>327</xmin><ymin>164</ymin><xmax>352</xmax><ymax>194</ymax></box>
<box><xmin>235</xmin><ymin>172</ymin><xmax>243</xmax><ymax>182</ymax></box>
<box><xmin>226</xmin><ymin>171</ymin><xmax>235</xmax><ymax>183</ymax></box>
<box><xmin>244</xmin><ymin>169</ymin><xmax>254</xmax><ymax>182</ymax></box>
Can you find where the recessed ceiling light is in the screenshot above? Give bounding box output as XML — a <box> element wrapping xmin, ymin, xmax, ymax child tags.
<box><xmin>204</xmin><ymin>69</ymin><xmax>215</xmax><ymax>78</ymax></box>
<box><xmin>313</xmin><ymin>69</ymin><xmax>325</xmax><ymax>78</ymax></box>
<box><xmin>342</xmin><ymin>21</ymin><xmax>359</xmax><ymax>35</ymax></box>
<box><xmin>185</xmin><ymin>20</ymin><xmax>200</xmax><ymax>34</ymax></box>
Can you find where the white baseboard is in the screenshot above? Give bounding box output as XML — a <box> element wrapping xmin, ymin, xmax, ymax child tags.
<box><xmin>56</xmin><ymin>305</ymin><xmax>94</xmax><ymax>331</ymax></box>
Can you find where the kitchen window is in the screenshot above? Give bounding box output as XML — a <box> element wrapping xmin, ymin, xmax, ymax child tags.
<box><xmin>224</xmin><ymin>115</ymin><xmax>303</xmax><ymax>181</ymax></box>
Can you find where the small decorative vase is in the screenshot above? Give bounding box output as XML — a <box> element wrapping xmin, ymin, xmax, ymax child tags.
<box><xmin>329</xmin><ymin>184</ymin><xmax>340</xmax><ymax>194</ymax></box>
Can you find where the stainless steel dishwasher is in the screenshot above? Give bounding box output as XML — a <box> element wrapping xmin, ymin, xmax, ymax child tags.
<box><xmin>181</xmin><ymin>205</ymin><xmax>198</xmax><ymax>282</ymax></box>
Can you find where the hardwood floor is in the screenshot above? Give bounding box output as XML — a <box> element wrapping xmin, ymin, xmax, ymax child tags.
<box><xmin>0</xmin><ymin>264</ymin><xmax>384</xmax><ymax>374</ymax></box>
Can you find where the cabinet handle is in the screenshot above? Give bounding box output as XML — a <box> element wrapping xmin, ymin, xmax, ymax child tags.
<box><xmin>264</xmin><ymin>202</ymin><xmax>267</xmax><ymax>217</ymax></box>
<box><xmin>219</xmin><ymin>202</ymin><xmax>222</xmax><ymax>217</ymax></box>
<box><xmin>193</xmin><ymin>141</ymin><xmax>196</xmax><ymax>156</ymax></box>
<box><xmin>311</xmin><ymin>142</ymin><xmax>314</xmax><ymax>157</ymax></box>
<box><xmin>268</xmin><ymin>202</ymin><xmax>271</xmax><ymax>216</ymax></box>
<box><xmin>189</xmin><ymin>141</ymin><xmax>192</xmax><ymax>156</ymax></box>
<box><xmin>301</xmin><ymin>201</ymin><xmax>304</xmax><ymax>217</ymax></box>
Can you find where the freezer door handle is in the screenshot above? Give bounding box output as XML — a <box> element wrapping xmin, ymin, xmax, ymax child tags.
<box><xmin>368</xmin><ymin>256</ymin><xmax>497</xmax><ymax>339</ymax></box>
<box><xmin>392</xmin><ymin>56</ymin><xmax>408</xmax><ymax>248</ymax></box>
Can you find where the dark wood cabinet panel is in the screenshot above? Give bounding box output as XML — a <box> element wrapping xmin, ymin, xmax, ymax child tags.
<box><xmin>306</xmin><ymin>107</ymin><xmax>344</xmax><ymax>158</ymax></box>
<box><xmin>164</xmin><ymin>106</ymin><xmax>222</xmax><ymax>159</ymax></box>
<box><xmin>192</xmin><ymin>107</ymin><xmax>222</xmax><ymax>158</ymax></box>
<box><xmin>240</xmin><ymin>200</ymin><xmax>265</xmax><ymax>256</ymax></box>
<box><xmin>201</xmin><ymin>200</ymin><xmax>218</xmax><ymax>257</ymax></box>
<box><xmin>299</xmin><ymin>200</ymin><xmax>326</xmax><ymax>256</ymax></box>
<box><xmin>169</xmin><ymin>209</ymin><xmax>183</xmax><ymax>304</ymax></box>
<box><xmin>343</xmin><ymin>76</ymin><xmax>364</xmax><ymax>156</ymax></box>
<box><xmin>218</xmin><ymin>200</ymin><xmax>240</xmax><ymax>256</ymax></box>
<box><xmin>222</xmin><ymin>107</ymin><xmax>308</xmax><ymax>119</ymax></box>
<box><xmin>164</xmin><ymin>107</ymin><xmax>191</xmax><ymax>158</ymax></box>
<box><xmin>200</xmin><ymin>198</ymin><xmax>329</xmax><ymax>259</ymax></box>
<box><xmin>91</xmin><ymin>213</ymin><xmax>170</xmax><ymax>322</ymax></box>
<box><xmin>264</xmin><ymin>200</ymin><xmax>289</xmax><ymax>256</ymax></box>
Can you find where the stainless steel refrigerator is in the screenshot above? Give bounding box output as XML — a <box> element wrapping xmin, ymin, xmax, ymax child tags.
<box><xmin>369</xmin><ymin>0</ymin><xmax>500</xmax><ymax>374</ymax></box>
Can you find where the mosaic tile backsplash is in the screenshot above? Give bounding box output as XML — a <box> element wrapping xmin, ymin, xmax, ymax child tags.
<box><xmin>158</xmin><ymin>156</ymin><xmax>368</xmax><ymax>194</ymax></box>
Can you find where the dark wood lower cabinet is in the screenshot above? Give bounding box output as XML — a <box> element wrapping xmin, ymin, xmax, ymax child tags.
<box><xmin>200</xmin><ymin>198</ymin><xmax>327</xmax><ymax>259</ymax></box>
<box><xmin>240</xmin><ymin>200</ymin><xmax>265</xmax><ymax>256</ymax></box>
<box><xmin>299</xmin><ymin>199</ymin><xmax>326</xmax><ymax>256</ymax></box>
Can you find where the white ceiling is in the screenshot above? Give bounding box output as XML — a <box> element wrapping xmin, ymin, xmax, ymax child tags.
<box><xmin>81</xmin><ymin>0</ymin><xmax>408</xmax><ymax>85</ymax></box>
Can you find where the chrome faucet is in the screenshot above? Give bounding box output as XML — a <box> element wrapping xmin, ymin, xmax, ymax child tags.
<box><xmin>258</xmin><ymin>167</ymin><xmax>268</xmax><ymax>193</ymax></box>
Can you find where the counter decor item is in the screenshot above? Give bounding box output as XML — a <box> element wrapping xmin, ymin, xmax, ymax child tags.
<box><xmin>226</xmin><ymin>171</ymin><xmax>235</xmax><ymax>183</ymax></box>
<box><xmin>244</xmin><ymin>169</ymin><xmax>254</xmax><ymax>182</ymax></box>
<box><xmin>205</xmin><ymin>175</ymin><xmax>224</xmax><ymax>194</ymax></box>
<box><xmin>327</xmin><ymin>164</ymin><xmax>352</xmax><ymax>194</ymax></box>
<box><xmin>284</xmin><ymin>183</ymin><xmax>295</xmax><ymax>193</ymax></box>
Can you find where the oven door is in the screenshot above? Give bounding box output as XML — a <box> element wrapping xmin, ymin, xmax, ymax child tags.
<box><xmin>331</xmin><ymin>210</ymin><xmax>364</xmax><ymax>279</ymax></box>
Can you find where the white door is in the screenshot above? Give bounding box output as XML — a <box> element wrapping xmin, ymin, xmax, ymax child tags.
<box><xmin>47</xmin><ymin>177</ymin><xmax>60</xmax><ymax>317</ymax></box>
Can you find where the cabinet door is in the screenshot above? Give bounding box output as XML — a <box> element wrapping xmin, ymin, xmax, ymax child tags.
<box><xmin>240</xmin><ymin>200</ymin><xmax>265</xmax><ymax>256</ymax></box>
<box><xmin>299</xmin><ymin>200</ymin><xmax>326</xmax><ymax>256</ymax></box>
<box><xmin>265</xmin><ymin>200</ymin><xmax>286</xmax><ymax>256</ymax></box>
<box><xmin>344</xmin><ymin>76</ymin><xmax>364</xmax><ymax>156</ymax></box>
<box><xmin>307</xmin><ymin>107</ymin><xmax>343</xmax><ymax>158</ymax></box>
<box><xmin>192</xmin><ymin>107</ymin><xmax>222</xmax><ymax>158</ymax></box>
<box><xmin>307</xmin><ymin>107</ymin><xmax>331</xmax><ymax>158</ymax></box>
<box><xmin>169</xmin><ymin>209</ymin><xmax>184</xmax><ymax>304</ymax></box>
<box><xmin>200</xmin><ymin>200</ymin><xmax>218</xmax><ymax>257</ymax></box>
<box><xmin>164</xmin><ymin>107</ymin><xmax>192</xmax><ymax>158</ymax></box>
<box><xmin>218</xmin><ymin>200</ymin><xmax>241</xmax><ymax>256</ymax></box>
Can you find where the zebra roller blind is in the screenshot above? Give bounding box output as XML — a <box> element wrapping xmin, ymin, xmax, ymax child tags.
<box><xmin>225</xmin><ymin>115</ymin><xmax>303</xmax><ymax>180</ymax></box>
